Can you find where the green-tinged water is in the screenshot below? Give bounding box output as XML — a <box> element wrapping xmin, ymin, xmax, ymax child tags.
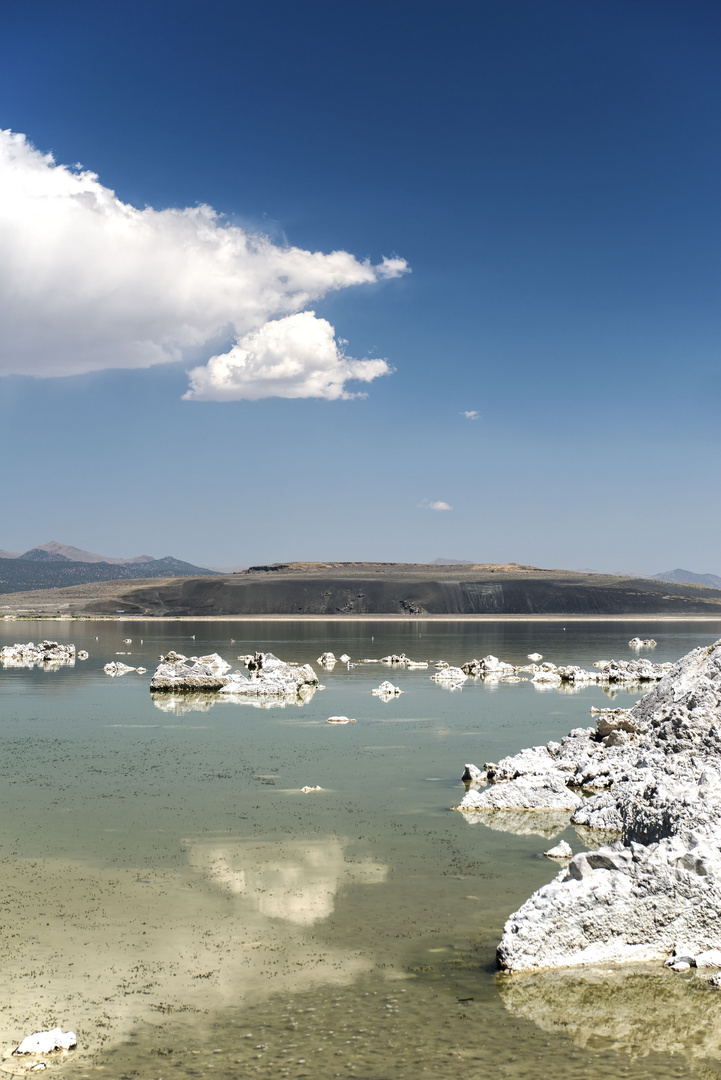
<box><xmin>0</xmin><ymin>618</ymin><xmax>720</xmax><ymax>1079</ymax></box>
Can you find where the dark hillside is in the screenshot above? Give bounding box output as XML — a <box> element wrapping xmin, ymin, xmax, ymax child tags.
<box><xmin>2</xmin><ymin>562</ymin><xmax>721</xmax><ymax>616</ymax></box>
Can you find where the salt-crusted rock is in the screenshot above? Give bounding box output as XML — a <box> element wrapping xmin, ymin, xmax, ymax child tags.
<box><xmin>429</xmin><ymin>666</ymin><xmax>467</xmax><ymax>683</ymax></box>
<box><xmin>317</xmin><ymin>652</ymin><xmax>336</xmax><ymax>665</ymax></box>
<box><xmin>629</xmin><ymin>637</ymin><xmax>656</xmax><ymax>649</ymax></box>
<box><xmin>300</xmin><ymin>785</ymin><xmax>322</xmax><ymax>792</ymax></box>
<box><xmin>461</xmin><ymin>763</ymin><xmax>485</xmax><ymax>782</ymax></box>
<box><xmin>371</xmin><ymin>680</ymin><xmax>402</xmax><ymax>697</ymax></box>
<box><xmin>531</xmin><ymin>668</ymin><xmax>562</xmax><ymax>684</ymax></box>
<box><xmin>497</xmin><ymin>827</ymin><xmax>721</xmax><ymax>971</ymax></box>
<box><xmin>151</xmin><ymin>650</ymin><xmax>316</xmax><ymax>695</ymax></box>
<box><xmin>339</xmin><ymin>653</ymin><xmax>351</xmax><ymax>663</ymax></box>
<box><xmin>77</xmin><ymin>650</ymin><xmax>89</xmax><ymax>660</ymax></box>
<box><xmin>462</xmin><ymin>655</ymin><xmax>516</xmax><ymax>676</ymax></box>
<box><xmin>694</xmin><ymin>948</ymin><xmax>721</xmax><ymax>968</ymax></box>
<box><xmin>381</xmin><ymin>653</ymin><xmax>408</xmax><ymax>664</ymax></box>
<box><xmin>496</xmin><ymin>638</ymin><xmax>721</xmax><ymax>971</ymax></box>
<box><xmin>327</xmin><ymin>716</ymin><xmax>355</xmax><ymax>724</ymax></box>
<box><xmin>14</xmin><ymin>1028</ymin><xmax>77</xmax><ymax>1055</ymax></box>
<box><xmin>218</xmin><ymin>652</ymin><xmax>318</xmax><ymax>698</ymax></box>
<box><xmin>543</xmin><ymin>840</ymin><xmax>573</xmax><ymax>859</ymax></box>
<box><xmin>104</xmin><ymin>661</ymin><xmax>136</xmax><ymax>676</ymax></box>
<box><xmin>570</xmin><ymin>790</ymin><xmax>623</xmax><ymax>832</ymax></box>
<box><xmin>454</xmin><ymin>775</ymin><xmax>582</xmax><ymax>812</ymax></box>
<box><xmin>1</xmin><ymin>640</ymin><xmax>76</xmax><ymax>668</ymax></box>
<box><xmin>527</xmin><ymin>652</ymin><xmax>543</xmax><ymax>661</ymax></box>
<box><xmin>485</xmin><ymin>745</ymin><xmax>559</xmax><ymax>781</ymax></box>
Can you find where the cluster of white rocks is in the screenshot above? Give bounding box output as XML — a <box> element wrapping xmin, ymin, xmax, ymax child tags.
<box><xmin>378</xmin><ymin>653</ymin><xmax>428</xmax><ymax>668</ymax></box>
<box><xmin>460</xmin><ymin>653</ymin><xmax>672</xmax><ymax>686</ymax></box>
<box><xmin>317</xmin><ymin>651</ymin><xmax>352</xmax><ymax>667</ymax></box>
<box><xmin>629</xmin><ymin>637</ymin><xmax>657</xmax><ymax>648</ymax></box>
<box><xmin>1</xmin><ymin>640</ymin><xmax>86</xmax><ymax>668</ymax></box>
<box><xmin>149</xmin><ymin>650</ymin><xmax>319</xmax><ymax>704</ymax></box>
<box><xmin>455</xmin><ymin>637</ymin><xmax>721</xmax><ymax>973</ymax></box>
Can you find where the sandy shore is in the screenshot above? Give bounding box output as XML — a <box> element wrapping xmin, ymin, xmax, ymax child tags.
<box><xmin>3</xmin><ymin>613</ymin><xmax>721</xmax><ymax>623</ymax></box>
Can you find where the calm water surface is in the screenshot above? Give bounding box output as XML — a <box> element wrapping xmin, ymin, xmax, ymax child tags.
<box><xmin>1</xmin><ymin>618</ymin><xmax>720</xmax><ymax>1079</ymax></box>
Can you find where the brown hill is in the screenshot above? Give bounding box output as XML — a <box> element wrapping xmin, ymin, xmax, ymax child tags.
<box><xmin>2</xmin><ymin>563</ymin><xmax>721</xmax><ymax>617</ymax></box>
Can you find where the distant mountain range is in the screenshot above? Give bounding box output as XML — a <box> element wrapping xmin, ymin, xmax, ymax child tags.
<box><xmin>0</xmin><ymin>541</ymin><xmax>218</xmax><ymax>594</ymax></box>
<box><xmin>576</xmin><ymin>567</ymin><xmax>721</xmax><ymax>591</ymax></box>
<box><xmin>653</xmin><ymin>568</ymin><xmax>721</xmax><ymax>590</ymax></box>
<box><xmin>0</xmin><ymin>541</ymin><xmax>157</xmax><ymax>564</ymax></box>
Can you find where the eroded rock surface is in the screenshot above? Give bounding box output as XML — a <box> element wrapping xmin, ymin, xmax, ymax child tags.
<box><xmin>456</xmin><ymin>775</ymin><xmax>583</xmax><ymax>812</ymax></box>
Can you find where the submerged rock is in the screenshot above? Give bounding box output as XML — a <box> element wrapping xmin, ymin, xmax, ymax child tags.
<box><xmin>461</xmin><ymin>763</ymin><xmax>485</xmax><ymax>782</ymax></box>
<box><xmin>495</xmin><ymin>638</ymin><xmax>721</xmax><ymax>972</ymax></box>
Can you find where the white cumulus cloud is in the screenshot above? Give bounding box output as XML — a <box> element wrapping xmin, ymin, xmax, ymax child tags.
<box><xmin>419</xmin><ymin>499</ymin><xmax>452</xmax><ymax>511</ymax></box>
<box><xmin>185</xmin><ymin>312</ymin><xmax>391</xmax><ymax>401</ymax></box>
<box><xmin>462</xmin><ymin>410</ymin><xmax>480</xmax><ymax>420</ymax></box>
<box><xmin>0</xmin><ymin>129</ymin><xmax>408</xmax><ymax>397</ymax></box>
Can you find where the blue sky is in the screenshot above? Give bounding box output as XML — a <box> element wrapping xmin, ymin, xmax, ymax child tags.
<box><xmin>1</xmin><ymin>0</ymin><xmax>719</xmax><ymax>572</ymax></box>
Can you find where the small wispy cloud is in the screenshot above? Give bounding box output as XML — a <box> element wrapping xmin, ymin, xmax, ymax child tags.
<box><xmin>462</xmin><ymin>410</ymin><xmax>480</xmax><ymax>420</ymax></box>
<box><xmin>419</xmin><ymin>499</ymin><xmax>452</xmax><ymax>512</ymax></box>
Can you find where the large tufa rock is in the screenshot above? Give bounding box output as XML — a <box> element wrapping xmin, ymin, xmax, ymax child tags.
<box><xmin>150</xmin><ymin>651</ymin><xmax>319</xmax><ymax>697</ymax></box>
<box><xmin>219</xmin><ymin>652</ymin><xmax>318</xmax><ymax>697</ymax></box>
<box><xmin>150</xmin><ymin>650</ymin><xmax>232</xmax><ymax>691</ymax></box>
<box><xmin>496</xmin><ymin>638</ymin><xmax>721</xmax><ymax>972</ymax></box>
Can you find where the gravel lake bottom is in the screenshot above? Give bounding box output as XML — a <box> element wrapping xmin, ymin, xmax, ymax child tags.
<box><xmin>1</xmin><ymin>617</ymin><xmax>721</xmax><ymax>1079</ymax></box>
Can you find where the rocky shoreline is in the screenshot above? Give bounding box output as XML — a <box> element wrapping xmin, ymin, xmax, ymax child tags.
<box><xmin>456</xmin><ymin>638</ymin><xmax>721</xmax><ymax>973</ymax></box>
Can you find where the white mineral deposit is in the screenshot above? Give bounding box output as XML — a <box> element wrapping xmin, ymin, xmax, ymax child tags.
<box><xmin>489</xmin><ymin>639</ymin><xmax>721</xmax><ymax>972</ymax></box>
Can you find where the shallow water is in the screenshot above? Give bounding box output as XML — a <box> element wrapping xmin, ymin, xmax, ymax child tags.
<box><xmin>1</xmin><ymin>618</ymin><xmax>720</xmax><ymax>1078</ymax></box>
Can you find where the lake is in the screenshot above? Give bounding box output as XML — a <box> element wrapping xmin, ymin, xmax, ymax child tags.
<box><xmin>1</xmin><ymin>617</ymin><xmax>720</xmax><ymax>1079</ymax></box>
